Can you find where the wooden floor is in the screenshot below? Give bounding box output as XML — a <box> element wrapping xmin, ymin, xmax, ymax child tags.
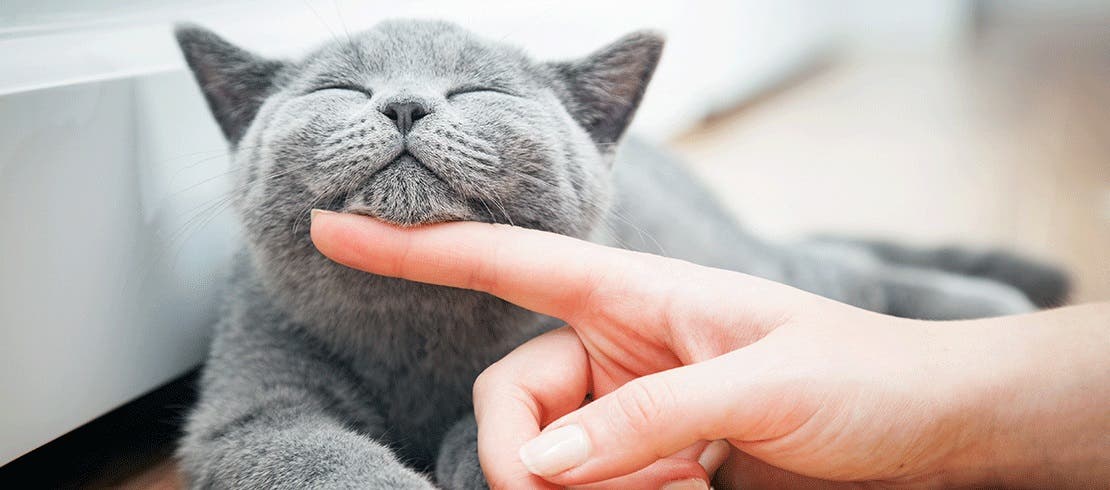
<box><xmin>668</xmin><ymin>20</ymin><xmax>1110</xmax><ymax>303</ymax></box>
<box><xmin>107</xmin><ymin>459</ymin><xmax>182</xmax><ymax>490</ymax></box>
<box><xmin>45</xmin><ymin>7</ymin><xmax>1110</xmax><ymax>489</ymax></box>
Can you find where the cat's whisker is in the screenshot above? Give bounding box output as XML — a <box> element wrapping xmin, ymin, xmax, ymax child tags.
<box><xmin>481</xmin><ymin>186</ymin><xmax>515</xmax><ymax>227</ymax></box>
<box><xmin>153</xmin><ymin>143</ymin><xmax>265</xmax><ymax>195</ymax></box>
<box><xmin>608</xmin><ymin>208</ymin><xmax>668</xmax><ymax>256</ymax></box>
<box><xmin>156</xmin><ymin>194</ymin><xmax>238</xmax><ymax>275</ymax></box>
<box><xmin>503</xmin><ymin>166</ymin><xmax>562</xmax><ymax>192</ymax></box>
<box><xmin>164</xmin><ymin>149</ymin><xmax>239</xmax><ymax>182</ymax></box>
<box><xmin>118</xmin><ymin>192</ymin><xmax>236</xmax><ymax>300</ymax></box>
<box><xmin>494</xmin><ymin>165</ymin><xmax>664</xmax><ymax>252</ymax></box>
<box><xmin>292</xmin><ymin>178</ymin><xmax>337</xmax><ymax>237</ymax></box>
<box><xmin>181</xmin><ymin>198</ymin><xmax>238</xmax><ymax>255</ymax></box>
<box><xmin>474</xmin><ymin>197</ymin><xmax>499</xmax><ymax>225</ymax></box>
<box><xmin>423</xmin><ymin>143</ymin><xmax>516</xmax><ymax>226</ymax></box>
<box><xmin>597</xmin><ymin>218</ymin><xmax>636</xmax><ymax>252</ymax></box>
<box><xmin>164</xmin><ymin>165</ymin><xmax>240</xmax><ymax>201</ymax></box>
<box><xmin>329</xmin><ymin>0</ymin><xmax>354</xmax><ymax>46</ymax></box>
<box><xmin>437</xmin><ymin>158</ymin><xmax>505</xmax><ymax>225</ymax></box>
<box><xmin>205</xmin><ymin>159</ymin><xmax>319</xmax><ymax>202</ymax></box>
<box><xmin>440</xmin><ymin>132</ymin><xmax>499</xmax><ymax>166</ymax></box>
<box><xmin>151</xmin><ymin>160</ymin><xmax>321</xmax><ymax>268</ymax></box>
<box><xmin>300</xmin><ymin>0</ymin><xmax>341</xmax><ymax>45</ymax></box>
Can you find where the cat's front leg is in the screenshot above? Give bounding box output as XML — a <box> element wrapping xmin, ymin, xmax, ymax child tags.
<box><xmin>179</xmin><ymin>318</ymin><xmax>436</xmax><ymax>489</ymax></box>
<box><xmin>181</xmin><ymin>405</ymin><xmax>436</xmax><ymax>489</ymax></box>
<box><xmin>436</xmin><ymin>414</ymin><xmax>488</xmax><ymax>490</ymax></box>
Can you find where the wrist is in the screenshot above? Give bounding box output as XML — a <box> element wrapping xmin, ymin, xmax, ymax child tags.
<box><xmin>932</xmin><ymin>306</ymin><xmax>1110</xmax><ymax>488</ymax></box>
<box><xmin>926</xmin><ymin>319</ymin><xmax>1028</xmax><ymax>487</ymax></box>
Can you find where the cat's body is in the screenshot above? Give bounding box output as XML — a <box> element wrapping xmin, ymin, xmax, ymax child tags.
<box><xmin>605</xmin><ymin>138</ymin><xmax>1047</xmax><ymax>319</ymax></box>
<box><xmin>174</xmin><ymin>20</ymin><xmax>1067</xmax><ymax>489</ymax></box>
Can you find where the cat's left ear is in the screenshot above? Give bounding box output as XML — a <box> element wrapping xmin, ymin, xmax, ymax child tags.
<box><xmin>175</xmin><ymin>24</ymin><xmax>286</xmax><ymax>145</ymax></box>
<box><xmin>548</xmin><ymin>31</ymin><xmax>664</xmax><ymax>147</ymax></box>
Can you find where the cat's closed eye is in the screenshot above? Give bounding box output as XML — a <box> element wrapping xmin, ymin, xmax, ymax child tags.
<box><xmin>311</xmin><ymin>84</ymin><xmax>373</xmax><ymax>97</ymax></box>
<box><xmin>446</xmin><ymin>85</ymin><xmax>515</xmax><ymax>98</ymax></box>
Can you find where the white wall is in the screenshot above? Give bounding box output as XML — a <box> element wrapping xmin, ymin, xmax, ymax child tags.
<box><xmin>0</xmin><ymin>72</ymin><xmax>237</xmax><ymax>464</ymax></box>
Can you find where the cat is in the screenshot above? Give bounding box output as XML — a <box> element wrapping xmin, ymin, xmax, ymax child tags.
<box><xmin>173</xmin><ymin>19</ymin><xmax>1068</xmax><ymax>489</ymax></box>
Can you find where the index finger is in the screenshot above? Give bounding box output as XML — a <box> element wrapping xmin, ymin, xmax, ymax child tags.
<box><xmin>310</xmin><ymin>210</ymin><xmax>665</xmax><ymax>323</ymax></box>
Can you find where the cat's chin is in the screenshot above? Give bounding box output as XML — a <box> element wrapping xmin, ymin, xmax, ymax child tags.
<box><xmin>324</xmin><ymin>153</ymin><xmax>477</xmax><ymax>226</ymax></box>
<box><xmin>341</xmin><ymin>204</ymin><xmax>468</xmax><ymax>227</ymax></box>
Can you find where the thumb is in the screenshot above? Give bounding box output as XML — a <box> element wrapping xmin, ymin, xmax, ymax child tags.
<box><xmin>517</xmin><ymin>350</ymin><xmax>765</xmax><ymax>486</ymax></box>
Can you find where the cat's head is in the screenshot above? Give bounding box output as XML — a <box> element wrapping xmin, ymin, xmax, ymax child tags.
<box><xmin>176</xmin><ymin>20</ymin><xmax>662</xmax><ymax>246</ymax></box>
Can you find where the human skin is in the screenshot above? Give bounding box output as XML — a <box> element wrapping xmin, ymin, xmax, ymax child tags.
<box><xmin>310</xmin><ymin>211</ymin><xmax>1109</xmax><ymax>489</ymax></box>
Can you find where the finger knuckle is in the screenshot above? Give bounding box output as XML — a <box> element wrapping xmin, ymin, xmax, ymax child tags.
<box><xmin>472</xmin><ymin>362</ymin><xmax>508</xmax><ymax>407</ymax></box>
<box><xmin>473</xmin><ymin>366</ymin><xmax>496</xmax><ymax>395</ymax></box>
<box><xmin>463</xmin><ymin>258</ymin><xmax>496</xmax><ymax>293</ymax></box>
<box><xmin>611</xmin><ymin>379</ymin><xmax>671</xmax><ymax>439</ymax></box>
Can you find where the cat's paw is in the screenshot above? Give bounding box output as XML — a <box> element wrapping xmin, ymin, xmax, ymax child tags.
<box><xmin>179</xmin><ymin>416</ymin><xmax>439</xmax><ymax>490</ymax></box>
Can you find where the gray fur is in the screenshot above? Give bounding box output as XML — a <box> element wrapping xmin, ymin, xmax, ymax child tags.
<box><xmin>808</xmin><ymin>236</ymin><xmax>1072</xmax><ymax>308</ymax></box>
<box><xmin>600</xmin><ymin>139</ymin><xmax>1048</xmax><ymax>319</ymax></box>
<box><xmin>174</xmin><ymin>20</ymin><xmax>1061</xmax><ymax>489</ymax></box>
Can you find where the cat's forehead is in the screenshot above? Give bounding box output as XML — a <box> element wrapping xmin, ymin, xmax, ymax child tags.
<box><xmin>296</xmin><ymin>20</ymin><xmax>536</xmax><ymax>85</ymax></box>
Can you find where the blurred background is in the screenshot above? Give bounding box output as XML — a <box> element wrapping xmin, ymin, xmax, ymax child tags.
<box><xmin>1</xmin><ymin>0</ymin><xmax>1107</xmax><ymax>486</ymax></box>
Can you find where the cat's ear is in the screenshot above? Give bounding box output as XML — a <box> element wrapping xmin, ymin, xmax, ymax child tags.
<box><xmin>549</xmin><ymin>31</ymin><xmax>664</xmax><ymax>147</ymax></box>
<box><xmin>174</xmin><ymin>24</ymin><xmax>286</xmax><ymax>144</ymax></box>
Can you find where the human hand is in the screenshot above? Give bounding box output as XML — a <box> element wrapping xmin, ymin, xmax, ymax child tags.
<box><xmin>310</xmin><ymin>211</ymin><xmax>1110</xmax><ymax>489</ymax></box>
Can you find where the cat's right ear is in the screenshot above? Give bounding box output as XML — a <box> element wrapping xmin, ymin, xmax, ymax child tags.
<box><xmin>547</xmin><ymin>31</ymin><xmax>664</xmax><ymax>149</ymax></box>
<box><xmin>174</xmin><ymin>24</ymin><xmax>285</xmax><ymax>145</ymax></box>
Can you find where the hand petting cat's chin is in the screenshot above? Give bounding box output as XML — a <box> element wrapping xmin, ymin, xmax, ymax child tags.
<box><xmin>325</xmin><ymin>153</ymin><xmax>476</xmax><ymax>226</ymax></box>
<box><xmin>339</xmin><ymin>203</ymin><xmax>472</xmax><ymax>227</ymax></box>
<box><xmin>338</xmin><ymin>199</ymin><xmax>475</xmax><ymax>228</ymax></box>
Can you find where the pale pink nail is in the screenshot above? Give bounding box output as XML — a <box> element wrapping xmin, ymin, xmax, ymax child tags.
<box><xmin>518</xmin><ymin>425</ymin><xmax>591</xmax><ymax>477</ymax></box>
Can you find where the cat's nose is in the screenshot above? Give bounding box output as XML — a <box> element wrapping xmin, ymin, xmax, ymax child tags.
<box><xmin>381</xmin><ymin>101</ymin><xmax>430</xmax><ymax>135</ymax></box>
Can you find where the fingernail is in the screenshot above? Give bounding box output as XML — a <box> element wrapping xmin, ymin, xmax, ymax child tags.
<box><xmin>661</xmin><ymin>478</ymin><xmax>709</xmax><ymax>490</ymax></box>
<box><xmin>310</xmin><ymin>209</ymin><xmax>334</xmax><ymax>220</ymax></box>
<box><xmin>697</xmin><ymin>439</ymin><xmax>731</xmax><ymax>475</ymax></box>
<box><xmin>518</xmin><ymin>425</ymin><xmax>590</xmax><ymax>477</ymax></box>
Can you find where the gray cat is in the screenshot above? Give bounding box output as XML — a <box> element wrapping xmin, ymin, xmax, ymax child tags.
<box><xmin>174</xmin><ymin>19</ymin><xmax>1068</xmax><ymax>489</ymax></box>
